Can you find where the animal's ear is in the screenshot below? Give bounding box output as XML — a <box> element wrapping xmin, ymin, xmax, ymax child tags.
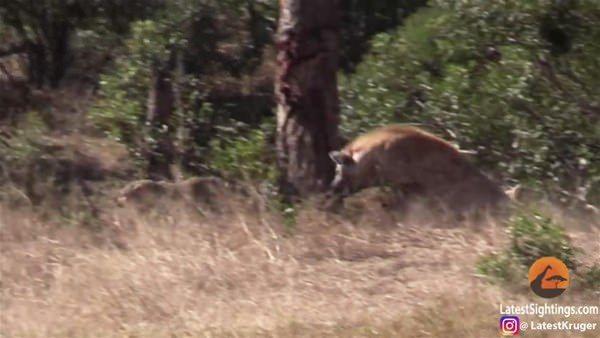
<box><xmin>329</xmin><ymin>151</ymin><xmax>355</xmax><ymax>166</ymax></box>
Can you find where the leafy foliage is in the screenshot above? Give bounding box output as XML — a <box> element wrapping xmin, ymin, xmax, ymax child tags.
<box><xmin>0</xmin><ymin>112</ymin><xmax>48</xmax><ymax>169</ymax></box>
<box><xmin>509</xmin><ymin>212</ymin><xmax>577</xmax><ymax>270</ymax></box>
<box><xmin>340</xmin><ymin>1</ymin><xmax>600</xmax><ymax>201</ymax></box>
<box><xmin>339</xmin><ymin>0</ymin><xmax>427</xmax><ymax>71</ymax></box>
<box><xmin>88</xmin><ymin>0</ymin><xmax>277</xmax><ymax>174</ymax></box>
<box><xmin>208</xmin><ymin>120</ymin><xmax>277</xmax><ymax>182</ymax></box>
<box><xmin>477</xmin><ymin>210</ymin><xmax>579</xmax><ymax>283</ymax></box>
<box><xmin>476</xmin><ymin>252</ymin><xmax>521</xmax><ymax>283</ymax></box>
<box><xmin>89</xmin><ymin>18</ymin><xmax>178</xmax><ymax>149</ymax></box>
<box><xmin>0</xmin><ymin>0</ymin><xmax>163</xmax><ymax>86</ymax></box>
<box><xmin>4</xmin><ymin>0</ymin><xmax>600</xmax><ymax>191</ymax></box>
<box><xmin>579</xmin><ymin>264</ymin><xmax>600</xmax><ymax>291</ymax></box>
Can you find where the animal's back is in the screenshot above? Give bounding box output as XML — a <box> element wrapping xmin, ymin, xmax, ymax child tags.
<box><xmin>343</xmin><ymin>125</ymin><xmax>447</xmax><ymax>155</ymax></box>
<box><xmin>338</xmin><ymin>124</ymin><xmax>508</xmax><ymax>214</ymax></box>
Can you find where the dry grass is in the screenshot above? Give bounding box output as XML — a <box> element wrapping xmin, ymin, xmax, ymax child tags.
<box><xmin>1</xmin><ymin>193</ymin><xmax>598</xmax><ymax>337</ymax></box>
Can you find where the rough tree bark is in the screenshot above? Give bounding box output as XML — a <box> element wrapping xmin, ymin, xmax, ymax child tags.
<box><xmin>275</xmin><ymin>0</ymin><xmax>341</xmax><ymax>197</ymax></box>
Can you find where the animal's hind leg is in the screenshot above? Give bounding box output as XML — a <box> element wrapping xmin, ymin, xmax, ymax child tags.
<box><xmin>382</xmin><ymin>183</ymin><xmax>427</xmax><ymax>218</ymax></box>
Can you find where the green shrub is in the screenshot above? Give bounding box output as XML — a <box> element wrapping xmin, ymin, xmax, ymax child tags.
<box><xmin>0</xmin><ymin>111</ymin><xmax>48</xmax><ymax>168</ymax></box>
<box><xmin>89</xmin><ymin>19</ymin><xmax>179</xmax><ymax>148</ymax></box>
<box><xmin>579</xmin><ymin>264</ymin><xmax>600</xmax><ymax>291</ymax></box>
<box><xmin>476</xmin><ymin>252</ymin><xmax>521</xmax><ymax>283</ymax></box>
<box><xmin>208</xmin><ymin>120</ymin><xmax>277</xmax><ymax>182</ymax></box>
<box><xmin>88</xmin><ymin>2</ymin><xmax>276</xmax><ymax>172</ymax></box>
<box><xmin>509</xmin><ymin>212</ymin><xmax>578</xmax><ymax>270</ymax></box>
<box><xmin>477</xmin><ymin>210</ymin><xmax>579</xmax><ymax>283</ymax></box>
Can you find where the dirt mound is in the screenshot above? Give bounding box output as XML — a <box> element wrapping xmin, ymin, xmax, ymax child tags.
<box><xmin>2</xmin><ymin>133</ymin><xmax>132</xmax><ymax>207</ymax></box>
<box><xmin>116</xmin><ymin>176</ymin><xmax>227</xmax><ymax>211</ymax></box>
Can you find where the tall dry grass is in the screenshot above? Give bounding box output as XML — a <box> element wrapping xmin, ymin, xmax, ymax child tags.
<box><xmin>1</xmin><ymin>191</ymin><xmax>598</xmax><ymax>337</ymax></box>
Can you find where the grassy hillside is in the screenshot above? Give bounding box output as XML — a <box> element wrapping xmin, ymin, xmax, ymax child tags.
<box><xmin>1</xmin><ymin>193</ymin><xmax>599</xmax><ymax>337</ymax></box>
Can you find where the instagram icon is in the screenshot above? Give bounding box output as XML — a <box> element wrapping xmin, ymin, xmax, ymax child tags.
<box><xmin>500</xmin><ymin>316</ymin><xmax>521</xmax><ymax>336</ymax></box>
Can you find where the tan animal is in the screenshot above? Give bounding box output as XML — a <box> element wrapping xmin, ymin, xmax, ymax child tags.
<box><xmin>116</xmin><ymin>176</ymin><xmax>225</xmax><ymax>210</ymax></box>
<box><xmin>116</xmin><ymin>180</ymin><xmax>171</xmax><ymax>207</ymax></box>
<box><xmin>329</xmin><ymin>125</ymin><xmax>508</xmax><ymax>215</ymax></box>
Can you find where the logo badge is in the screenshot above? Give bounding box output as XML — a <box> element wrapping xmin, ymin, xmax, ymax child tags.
<box><xmin>500</xmin><ymin>316</ymin><xmax>520</xmax><ymax>336</ymax></box>
<box><xmin>528</xmin><ymin>257</ymin><xmax>569</xmax><ymax>298</ymax></box>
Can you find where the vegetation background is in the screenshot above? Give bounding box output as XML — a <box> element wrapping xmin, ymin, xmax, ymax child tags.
<box><xmin>0</xmin><ymin>0</ymin><xmax>598</xmax><ymax>337</ymax></box>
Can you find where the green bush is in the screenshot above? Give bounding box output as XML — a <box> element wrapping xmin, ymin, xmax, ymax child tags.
<box><xmin>476</xmin><ymin>252</ymin><xmax>521</xmax><ymax>283</ymax></box>
<box><xmin>509</xmin><ymin>212</ymin><xmax>578</xmax><ymax>270</ymax></box>
<box><xmin>0</xmin><ymin>112</ymin><xmax>48</xmax><ymax>170</ymax></box>
<box><xmin>208</xmin><ymin>120</ymin><xmax>277</xmax><ymax>182</ymax></box>
<box><xmin>579</xmin><ymin>264</ymin><xmax>600</xmax><ymax>291</ymax></box>
<box><xmin>477</xmin><ymin>210</ymin><xmax>579</xmax><ymax>283</ymax></box>
<box><xmin>89</xmin><ymin>19</ymin><xmax>180</xmax><ymax>148</ymax></box>
<box><xmin>340</xmin><ymin>1</ymin><xmax>600</xmax><ymax>201</ymax></box>
<box><xmin>88</xmin><ymin>1</ymin><xmax>276</xmax><ymax>174</ymax></box>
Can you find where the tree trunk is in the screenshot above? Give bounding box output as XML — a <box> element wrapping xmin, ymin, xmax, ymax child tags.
<box><xmin>275</xmin><ymin>0</ymin><xmax>341</xmax><ymax>197</ymax></box>
<box><xmin>27</xmin><ymin>41</ymin><xmax>46</xmax><ymax>88</ymax></box>
<box><xmin>48</xmin><ymin>19</ymin><xmax>72</xmax><ymax>88</ymax></box>
<box><xmin>146</xmin><ymin>64</ymin><xmax>175</xmax><ymax>181</ymax></box>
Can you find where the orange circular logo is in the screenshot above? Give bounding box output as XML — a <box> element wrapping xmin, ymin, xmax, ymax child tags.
<box><xmin>528</xmin><ymin>257</ymin><xmax>569</xmax><ymax>298</ymax></box>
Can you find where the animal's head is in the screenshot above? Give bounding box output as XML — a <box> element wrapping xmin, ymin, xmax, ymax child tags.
<box><xmin>329</xmin><ymin>150</ymin><xmax>358</xmax><ymax>194</ymax></box>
